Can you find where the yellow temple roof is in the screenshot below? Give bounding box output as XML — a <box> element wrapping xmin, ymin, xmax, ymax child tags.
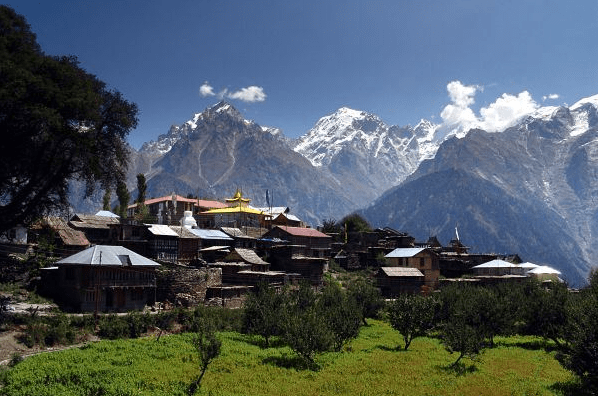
<box><xmin>202</xmin><ymin>205</ymin><xmax>264</xmax><ymax>215</ymax></box>
<box><xmin>225</xmin><ymin>188</ymin><xmax>251</xmax><ymax>204</ymax></box>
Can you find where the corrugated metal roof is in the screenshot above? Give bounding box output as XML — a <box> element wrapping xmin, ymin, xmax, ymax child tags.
<box><xmin>148</xmin><ymin>225</ymin><xmax>179</xmax><ymax>237</ymax></box>
<box><xmin>57</xmin><ymin>245</ymin><xmax>160</xmax><ymax>267</ymax></box>
<box><xmin>380</xmin><ymin>267</ymin><xmax>425</xmax><ymax>277</ymax></box>
<box><xmin>95</xmin><ymin>210</ymin><xmax>120</xmax><ymax>218</ymax></box>
<box><xmin>385</xmin><ymin>248</ymin><xmax>426</xmax><ymax>258</ymax></box>
<box><xmin>189</xmin><ymin>229</ymin><xmax>234</xmax><ymax>240</ymax></box>
<box><xmin>472</xmin><ymin>259</ymin><xmax>517</xmax><ymax>268</ymax></box>
<box><xmin>527</xmin><ymin>265</ymin><xmax>561</xmax><ymax>274</ymax></box>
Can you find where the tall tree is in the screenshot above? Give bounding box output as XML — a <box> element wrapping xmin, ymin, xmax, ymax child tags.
<box><xmin>0</xmin><ymin>6</ymin><xmax>138</xmax><ymax>232</ymax></box>
<box><xmin>102</xmin><ymin>188</ymin><xmax>112</xmax><ymax>211</ymax></box>
<box><xmin>116</xmin><ymin>181</ymin><xmax>130</xmax><ymax>219</ymax></box>
<box><xmin>135</xmin><ymin>173</ymin><xmax>147</xmax><ymax>204</ymax></box>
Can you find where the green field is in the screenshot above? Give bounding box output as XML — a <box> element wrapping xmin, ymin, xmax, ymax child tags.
<box><xmin>1</xmin><ymin>320</ymin><xmax>576</xmax><ymax>396</ymax></box>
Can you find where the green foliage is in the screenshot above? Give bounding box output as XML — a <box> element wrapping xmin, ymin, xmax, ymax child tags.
<box><xmin>0</xmin><ymin>6</ymin><xmax>138</xmax><ymax>233</ymax></box>
<box><xmin>520</xmin><ymin>280</ymin><xmax>570</xmax><ymax>346</ymax></box>
<box><xmin>188</xmin><ymin>320</ymin><xmax>222</xmax><ymax>395</ymax></box>
<box><xmin>437</xmin><ymin>284</ymin><xmax>489</xmax><ymax>365</ymax></box>
<box><xmin>556</xmin><ymin>271</ymin><xmax>598</xmax><ymax>392</ymax></box>
<box><xmin>388</xmin><ymin>294</ymin><xmax>436</xmax><ymax>350</ymax></box>
<box><xmin>116</xmin><ymin>181</ymin><xmax>130</xmax><ymax>219</ymax></box>
<box><xmin>0</xmin><ymin>323</ymin><xmax>574</xmax><ymax>396</ymax></box>
<box><xmin>340</xmin><ymin>213</ymin><xmax>372</xmax><ymax>233</ymax></box>
<box><xmin>347</xmin><ymin>277</ymin><xmax>385</xmax><ymax>325</ymax></box>
<box><xmin>102</xmin><ymin>188</ymin><xmax>112</xmax><ymax>211</ymax></box>
<box><xmin>242</xmin><ymin>281</ymin><xmax>286</xmax><ymax>347</ymax></box>
<box><xmin>317</xmin><ymin>282</ymin><xmax>362</xmax><ymax>351</ymax></box>
<box><xmin>136</xmin><ymin>173</ymin><xmax>147</xmax><ymax>204</ymax></box>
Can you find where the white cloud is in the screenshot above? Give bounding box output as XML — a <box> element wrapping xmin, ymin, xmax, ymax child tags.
<box><xmin>199</xmin><ymin>82</ymin><xmax>215</xmax><ymax>97</ymax></box>
<box><xmin>446</xmin><ymin>80</ymin><xmax>480</xmax><ymax>108</ymax></box>
<box><xmin>200</xmin><ymin>82</ymin><xmax>267</xmax><ymax>103</ymax></box>
<box><xmin>439</xmin><ymin>80</ymin><xmax>539</xmax><ymax>137</ymax></box>
<box><xmin>479</xmin><ymin>91</ymin><xmax>538</xmax><ymax>132</ymax></box>
<box><xmin>227</xmin><ymin>86</ymin><xmax>267</xmax><ymax>103</ymax></box>
<box><xmin>542</xmin><ymin>93</ymin><xmax>559</xmax><ymax>101</ymax></box>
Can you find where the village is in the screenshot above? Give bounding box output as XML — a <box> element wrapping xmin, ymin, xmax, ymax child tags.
<box><xmin>0</xmin><ymin>188</ymin><xmax>563</xmax><ymax>314</ymax></box>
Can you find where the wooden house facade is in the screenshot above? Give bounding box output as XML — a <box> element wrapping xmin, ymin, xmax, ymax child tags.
<box><xmin>41</xmin><ymin>245</ymin><xmax>159</xmax><ymax>312</ymax></box>
<box><xmin>385</xmin><ymin>247</ymin><xmax>440</xmax><ymax>289</ymax></box>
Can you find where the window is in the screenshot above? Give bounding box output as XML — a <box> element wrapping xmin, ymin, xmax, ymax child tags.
<box><xmin>420</xmin><ymin>257</ymin><xmax>425</xmax><ymax>267</ymax></box>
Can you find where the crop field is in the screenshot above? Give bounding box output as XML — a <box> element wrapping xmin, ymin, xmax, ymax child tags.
<box><xmin>0</xmin><ymin>320</ymin><xmax>576</xmax><ymax>396</ymax></box>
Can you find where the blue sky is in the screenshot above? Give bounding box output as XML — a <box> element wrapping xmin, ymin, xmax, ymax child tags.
<box><xmin>7</xmin><ymin>0</ymin><xmax>598</xmax><ymax>148</ymax></box>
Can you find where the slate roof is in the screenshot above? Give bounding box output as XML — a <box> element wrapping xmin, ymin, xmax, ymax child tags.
<box><xmin>56</xmin><ymin>245</ymin><xmax>160</xmax><ymax>267</ymax></box>
<box><xmin>169</xmin><ymin>226</ymin><xmax>200</xmax><ymax>238</ymax></box>
<box><xmin>32</xmin><ymin>217</ymin><xmax>90</xmax><ymax>247</ymax></box>
<box><xmin>70</xmin><ymin>214</ymin><xmax>120</xmax><ymax>229</ymax></box>
<box><xmin>273</xmin><ymin>226</ymin><xmax>330</xmax><ymax>238</ymax></box>
<box><xmin>228</xmin><ymin>248</ymin><xmax>268</xmax><ymax>265</ymax></box>
<box><xmin>380</xmin><ymin>267</ymin><xmax>425</xmax><ymax>277</ymax></box>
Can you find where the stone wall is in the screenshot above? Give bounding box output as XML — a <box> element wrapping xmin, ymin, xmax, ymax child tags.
<box><xmin>156</xmin><ymin>265</ymin><xmax>222</xmax><ymax>307</ymax></box>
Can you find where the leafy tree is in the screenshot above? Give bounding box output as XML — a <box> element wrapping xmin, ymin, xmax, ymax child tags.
<box><xmin>0</xmin><ymin>6</ymin><xmax>138</xmax><ymax>233</ymax></box>
<box><xmin>437</xmin><ymin>284</ymin><xmax>488</xmax><ymax>366</ymax></box>
<box><xmin>317</xmin><ymin>282</ymin><xmax>362</xmax><ymax>351</ymax></box>
<box><xmin>321</xmin><ymin>218</ymin><xmax>341</xmax><ymax>234</ymax></box>
<box><xmin>340</xmin><ymin>213</ymin><xmax>372</xmax><ymax>233</ymax></box>
<box><xmin>116</xmin><ymin>181</ymin><xmax>130</xmax><ymax>219</ymax></box>
<box><xmin>347</xmin><ymin>277</ymin><xmax>385</xmax><ymax>325</ymax></box>
<box><xmin>242</xmin><ymin>281</ymin><xmax>286</xmax><ymax>347</ymax></box>
<box><xmin>388</xmin><ymin>294</ymin><xmax>436</xmax><ymax>350</ymax></box>
<box><xmin>281</xmin><ymin>282</ymin><xmax>333</xmax><ymax>366</ymax></box>
<box><xmin>102</xmin><ymin>188</ymin><xmax>112</xmax><ymax>211</ymax></box>
<box><xmin>188</xmin><ymin>321</ymin><xmax>221</xmax><ymax>395</ymax></box>
<box><xmin>521</xmin><ymin>280</ymin><xmax>570</xmax><ymax>346</ymax></box>
<box><xmin>282</xmin><ymin>306</ymin><xmax>333</xmax><ymax>367</ymax></box>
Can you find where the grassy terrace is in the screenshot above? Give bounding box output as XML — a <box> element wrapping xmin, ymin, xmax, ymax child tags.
<box><xmin>0</xmin><ymin>320</ymin><xmax>575</xmax><ymax>396</ymax></box>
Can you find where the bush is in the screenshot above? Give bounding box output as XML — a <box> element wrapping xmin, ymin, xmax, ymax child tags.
<box><xmin>98</xmin><ymin>315</ymin><xmax>129</xmax><ymax>339</ymax></box>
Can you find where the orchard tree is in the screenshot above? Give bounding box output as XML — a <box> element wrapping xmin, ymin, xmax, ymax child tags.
<box><xmin>317</xmin><ymin>282</ymin><xmax>362</xmax><ymax>351</ymax></box>
<box><xmin>388</xmin><ymin>294</ymin><xmax>436</xmax><ymax>350</ymax></box>
<box><xmin>0</xmin><ymin>6</ymin><xmax>138</xmax><ymax>233</ymax></box>
<box><xmin>242</xmin><ymin>281</ymin><xmax>286</xmax><ymax>347</ymax></box>
<box><xmin>347</xmin><ymin>277</ymin><xmax>385</xmax><ymax>325</ymax></box>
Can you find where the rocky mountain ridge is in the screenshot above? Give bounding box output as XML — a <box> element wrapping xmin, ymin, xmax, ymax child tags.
<box><xmin>361</xmin><ymin>94</ymin><xmax>598</xmax><ymax>285</ymax></box>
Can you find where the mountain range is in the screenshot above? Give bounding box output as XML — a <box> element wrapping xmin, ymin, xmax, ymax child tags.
<box><xmin>70</xmin><ymin>94</ymin><xmax>598</xmax><ymax>285</ymax></box>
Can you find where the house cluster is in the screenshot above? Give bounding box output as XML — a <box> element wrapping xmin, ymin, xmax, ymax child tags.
<box><xmin>1</xmin><ymin>189</ymin><xmax>563</xmax><ymax>311</ymax></box>
<box><xmin>2</xmin><ymin>189</ymin><xmax>333</xmax><ymax>311</ymax></box>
